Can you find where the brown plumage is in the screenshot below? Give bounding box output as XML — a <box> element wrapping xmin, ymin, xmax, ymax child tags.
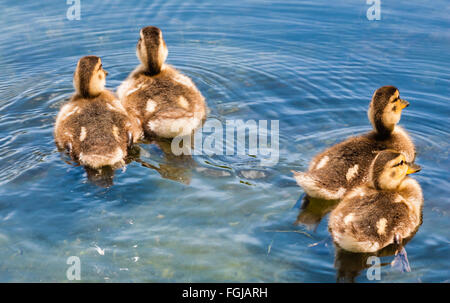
<box><xmin>328</xmin><ymin>150</ymin><xmax>423</xmax><ymax>253</ymax></box>
<box><xmin>117</xmin><ymin>26</ymin><xmax>207</xmax><ymax>139</ymax></box>
<box><xmin>54</xmin><ymin>56</ymin><xmax>142</xmax><ymax>169</ymax></box>
<box><xmin>292</xmin><ymin>86</ymin><xmax>415</xmax><ymax>200</ymax></box>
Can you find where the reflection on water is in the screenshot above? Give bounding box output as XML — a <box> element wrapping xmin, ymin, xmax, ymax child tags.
<box><xmin>84</xmin><ymin>166</ymin><xmax>116</xmax><ymax>188</ymax></box>
<box><xmin>134</xmin><ymin>139</ymin><xmax>195</xmax><ymax>185</ymax></box>
<box><xmin>295</xmin><ymin>195</ymin><xmax>339</xmax><ymax>231</ymax></box>
<box><xmin>334</xmin><ymin>231</ymin><xmax>421</xmax><ymax>283</ymax></box>
<box><xmin>0</xmin><ymin>0</ymin><xmax>448</xmax><ymax>282</ymax></box>
<box><xmin>296</xmin><ymin>193</ymin><xmax>423</xmax><ymax>282</ymax></box>
<box><xmin>81</xmin><ymin>139</ymin><xmax>196</xmax><ymax>187</ymax></box>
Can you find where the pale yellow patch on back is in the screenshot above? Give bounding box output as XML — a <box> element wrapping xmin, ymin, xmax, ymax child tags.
<box><xmin>344</xmin><ymin>213</ymin><xmax>355</xmax><ymax>225</ymax></box>
<box><xmin>376</xmin><ymin>218</ymin><xmax>387</xmax><ymax>235</ymax></box>
<box><xmin>177</xmin><ymin>96</ymin><xmax>189</xmax><ymax>110</ymax></box>
<box><xmin>112</xmin><ymin>125</ymin><xmax>120</xmax><ymax>141</ymax></box>
<box><xmin>146</xmin><ymin>99</ymin><xmax>157</xmax><ymax>113</ymax></box>
<box><xmin>106</xmin><ymin>103</ymin><xmax>116</xmax><ymax>111</ymax></box>
<box><xmin>315</xmin><ymin>156</ymin><xmax>329</xmax><ymax>170</ymax></box>
<box><xmin>394</xmin><ymin>195</ymin><xmax>405</xmax><ymax>203</ymax></box>
<box><xmin>112</xmin><ymin>99</ymin><xmax>127</xmax><ymax>113</ymax></box>
<box><xmin>79</xmin><ymin>127</ymin><xmax>87</xmax><ymax>142</ymax></box>
<box><xmin>173</xmin><ymin>73</ymin><xmax>194</xmax><ymax>88</ymax></box>
<box><xmin>126</xmin><ymin>83</ymin><xmax>144</xmax><ymax>97</ymax></box>
<box><xmin>55</xmin><ymin>104</ymin><xmax>78</xmax><ymax>137</ymax></box>
<box><xmin>346</xmin><ymin>164</ymin><xmax>359</xmax><ymax>181</ymax></box>
<box><xmin>59</xmin><ymin>105</ymin><xmax>79</xmax><ymax>122</ymax></box>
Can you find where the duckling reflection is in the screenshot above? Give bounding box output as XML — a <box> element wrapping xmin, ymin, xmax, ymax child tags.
<box><xmin>334</xmin><ymin>229</ymin><xmax>419</xmax><ymax>283</ymax></box>
<box><xmin>131</xmin><ymin>138</ymin><xmax>195</xmax><ymax>185</ymax></box>
<box><xmin>81</xmin><ymin>139</ymin><xmax>195</xmax><ymax>187</ymax></box>
<box><xmin>295</xmin><ymin>195</ymin><xmax>339</xmax><ymax>231</ymax></box>
<box><xmin>84</xmin><ymin>166</ymin><xmax>115</xmax><ymax>188</ymax></box>
<box><xmin>58</xmin><ymin>147</ymin><xmax>117</xmax><ymax>188</ymax></box>
<box><xmin>82</xmin><ymin>145</ymin><xmax>140</xmax><ymax>188</ymax></box>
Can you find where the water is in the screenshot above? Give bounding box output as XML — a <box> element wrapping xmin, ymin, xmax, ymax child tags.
<box><xmin>0</xmin><ymin>0</ymin><xmax>449</xmax><ymax>282</ymax></box>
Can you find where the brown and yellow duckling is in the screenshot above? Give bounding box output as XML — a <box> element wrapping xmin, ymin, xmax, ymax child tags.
<box><xmin>292</xmin><ymin>86</ymin><xmax>415</xmax><ymax>200</ymax></box>
<box><xmin>117</xmin><ymin>26</ymin><xmax>207</xmax><ymax>139</ymax></box>
<box><xmin>54</xmin><ymin>56</ymin><xmax>142</xmax><ymax>169</ymax></box>
<box><xmin>328</xmin><ymin>150</ymin><xmax>423</xmax><ymax>254</ymax></box>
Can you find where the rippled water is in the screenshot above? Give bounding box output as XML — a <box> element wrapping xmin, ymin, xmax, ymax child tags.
<box><xmin>0</xmin><ymin>0</ymin><xmax>449</xmax><ymax>282</ymax></box>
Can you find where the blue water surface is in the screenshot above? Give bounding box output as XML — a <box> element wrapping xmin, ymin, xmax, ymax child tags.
<box><xmin>0</xmin><ymin>0</ymin><xmax>449</xmax><ymax>282</ymax></box>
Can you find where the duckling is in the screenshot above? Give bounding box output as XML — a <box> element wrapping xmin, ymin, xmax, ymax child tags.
<box><xmin>54</xmin><ymin>56</ymin><xmax>142</xmax><ymax>169</ymax></box>
<box><xmin>328</xmin><ymin>150</ymin><xmax>423</xmax><ymax>253</ymax></box>
<box><xmin>117</xmin><ymin>26</ymin><xmax>207</xmax><ymax>139</ymax></box>
<box><xmin>292</xmin><ymin>86</ymin><xmax>415</xmax><ymax>200</ymax></box>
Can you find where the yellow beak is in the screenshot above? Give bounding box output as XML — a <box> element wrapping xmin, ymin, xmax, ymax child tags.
<box><xmin>399</xmin><ymin>98</ymin><xmax>409</xmax><ymax>109</ymax></box>
<box><xmin>406</xmin><ymin>162</ymin><xmax>421</xmax><ymax>174</ymax></box>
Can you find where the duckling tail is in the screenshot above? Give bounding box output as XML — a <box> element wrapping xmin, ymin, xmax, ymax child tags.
<box><xmin>291</xmin><ymin>170</ymin><xmax>345</xmax><ymax>200</ymax></box>
<box><xmin>291</xmin><ymin>170</ymin><xmax>313</xmax><ymax>187</ymax></box>
<box><xmin>79</xmin><ymin>147</ymin><xmax>125</xmax><ymax>169</ymax></box>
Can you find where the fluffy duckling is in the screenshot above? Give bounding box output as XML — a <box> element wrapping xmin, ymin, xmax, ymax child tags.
<box><xmin>117</xmin><ymin>26</ymin><xmax>207</xmax><ymax>138</ymax></box>
<box><xmin>54</xmin><ymin>56</ymin><xmax>142</xmax><ymax>169</ymax></box>
<box><xmin>292</xmin><ymin>86</ymin><xmax>415</xmax><ymax>200</ymax></box>
<box><xmin>328</xmin><ymin>150</ymin><xmax>423</xmax><ymax>253</ymax></box>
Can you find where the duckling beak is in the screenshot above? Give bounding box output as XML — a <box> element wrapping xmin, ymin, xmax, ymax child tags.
<box><xmin>406</xmin><ymin>162</ymin><xmax>421</xmax><ymax>174</ymax></box>
<box><xmin>104</xmin><ymin>70</ymin><xmax>109</xmax><ymax>76</ymax></box>
<box><xmin>399</xmin><ymin>98</ymin><xmax>409</xmax><ymax>109</ymax></box>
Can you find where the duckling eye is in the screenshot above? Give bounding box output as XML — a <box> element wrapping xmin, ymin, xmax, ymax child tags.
<box><xmin>393</xmin><ymin>160</ymin><xmax>405</xmax><ymax>167</ymax></box>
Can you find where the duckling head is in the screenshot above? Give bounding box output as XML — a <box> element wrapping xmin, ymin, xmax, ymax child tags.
<box><xmin>368</xmin><ymin>86</ymin><xmax>409</xmax><ymax>136</ymax></box>
<box><xmin>369</xmin><ymin>150</ymin><xmax>421</xmax><ymax>190</ymax></box>
<box><xmin>136</xmin><ymin>26</ymin><xmax>168</xmax><ymax>76</ymax></box>
<box><xmin>73</xmin><ymin>55</ymin><xmax>108</xmax><ymax>98</ymax></box>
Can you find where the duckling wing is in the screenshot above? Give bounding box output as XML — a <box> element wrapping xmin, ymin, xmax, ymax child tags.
<box><xmin>54</xmin><ymin>103</ymin><xmax>80</xmax><ymax>151</ymax></box>
<box><xmin>330</xmin><ymin>192</ymin><xmax>413</xmax><ymax>252</ymax></box>
<box><xmin>302</xmin><ymin>135</ymin><xmax>387</xmax><ymax>199</ymax></box>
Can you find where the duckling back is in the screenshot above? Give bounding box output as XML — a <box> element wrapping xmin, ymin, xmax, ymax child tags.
<box><xmin>293</xmin><ymin>135</ymin><xmax>386</xmax><ymax>200</ymax></box>
<box><xmin>55</xmin><ymin>92</ymin><xmax>139</xmax><ymax>168</ymax></box>
<box><xmin>118</xmin><ymin>65</ymin><xmax>207</xmax><ymax>138</ymax></box>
